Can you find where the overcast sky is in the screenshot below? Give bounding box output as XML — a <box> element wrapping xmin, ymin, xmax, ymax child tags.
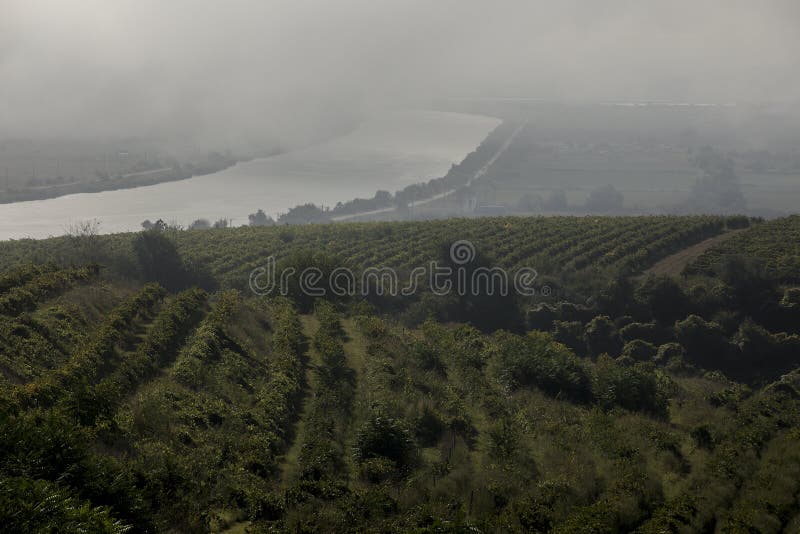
<box><xmin>2</xmin><ymin>0</ymin><xmax>799</xmax><ymax>144</ymax></box>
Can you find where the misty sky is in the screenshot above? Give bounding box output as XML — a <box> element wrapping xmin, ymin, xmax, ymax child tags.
<box><xmin>2</xmin><ymin>0</ymin><xmax>799</xmax><ymax>144</ymax></box>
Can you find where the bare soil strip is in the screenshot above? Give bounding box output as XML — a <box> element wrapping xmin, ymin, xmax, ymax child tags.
<box><xmin>643</xmin><ymin>229</ymin><xmax>746</xmax><ymax>276</ymax></box>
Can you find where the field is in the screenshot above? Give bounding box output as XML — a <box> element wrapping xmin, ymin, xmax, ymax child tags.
<box><xmin>685</xmin><ymin>215</ymin><xmax>800</xmax><ymax>283</ymax></box>
<box><xmin>0</xmin><ymin>215</ymin><xmax>741</xmax><ymax>295</ymax></box>
<box><xmin>2</xmin><ymin>214</ymin><xmax>800</xmax><ymax>532</ymax></box>
<box><xmin>415</xmin><ymin>118</ymin><xmax>800</xmax><ymax>217</ymax></box>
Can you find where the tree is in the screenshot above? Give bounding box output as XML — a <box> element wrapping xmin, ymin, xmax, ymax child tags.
<box><xmin>490</xmin><ymin>331</ymin><xmax>593</xmax><ymax>403</ymax></box>
<box><xmin>132</xmin><ymin>230</ymin><xmax>189</xmax><ymax>291</ymax></box>
<box><xmin>276</xmin><ymin>251</ymin><xmax>346</xmax><ymax>312</ymax></box>
<box><xmin>353</xmin><ymin>413</ymin><xmax>415</xmax><ymax>470</ymax></box>
<box><xmin>635</xmin><ymin>275</ymin><xmax>689</xmax><ymax>323</ymax></box>
<box><xmin>674</xmin><ymin>315</ymin><xmax>732</xmax><ymax>370</ymax></box>
<box><xmin>433</xmin><ymin>241</ymin><xmax>523</xmax><ymax>333</ymax></box>
<box><xmin>714</xmin><ymin>255</ymin><xmax>777</xmax><ymax>319</ymax></box>
<box><xmin>584</xmin><ymin>315</ymin><xmax>622</xmax><ymax>358</ymax></box>
<box><xmin>593</xmin><ymin>355</ymin><xmax>667</xmax><ymax>417</ymax></box>
<box><xmin>248</xmin><ymin>209</ymin><xmax>275</xmax><ymax>227</ymax></box>
<box><xmin>64</xmin><ymin>219</ymin><xmax>103</xmax><ymax>263</ymax></box>
<box><xmin>374</xmin><ymin>190</ymin><xmax>392</xmax><ymax>203</ymax></box>
<box><xmin>188</xmin><ymin>219</ymin><xmax>210</xmax><ymax>230</ymax></box>
<box><xmin>620</xmin><ymin>339</ymin><xmax>658</xmax><ymax>362</ymax></box>
<box><xmin>278</xmin><ymin>203</ymin><xmax>328</xmax><ymax>225</ymax></box>
<box><xmin>620</xmin><ymin>321</ymin><xmax>670</xmax><ymax>346</ymax></box>
<box><xmin>690</xmin><ymin>147</ymin><xmax>746</xmax><ymax>213</ymax></box>
<box><xmin>552</xmin><ymin>320</ymin><xmax>587</xmax><ymax>357</ymax></box>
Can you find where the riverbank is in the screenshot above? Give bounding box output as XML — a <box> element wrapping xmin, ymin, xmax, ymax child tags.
<box><xmin>0</xmin><ymin>152</ymin><xmax>262</xmax><ymax>204</ymax></box>
<box><xmin>0</xmin><ymin>110</ymin><xmax>500</xmax><ymax>239</ymax></box>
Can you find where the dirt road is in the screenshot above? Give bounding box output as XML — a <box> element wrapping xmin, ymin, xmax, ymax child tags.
<box><xmin>643</xmin><ymin>229</ymin><xmax>746</xmax><ymax>276</ymax></box>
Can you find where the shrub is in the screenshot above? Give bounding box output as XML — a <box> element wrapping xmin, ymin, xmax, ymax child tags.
<box><xmin>593</xmin><ymin>355</ymin><xmax>668</xmax><ymax>417</ymax></box>
<box><xmin>490</xmin><ymin>331</ymin><xmax>593</xmax><ymax>404</ymax></box>
<box><xmin>674</xmin><ymin>315</ymin><xmax>732</xmax><ymax>370</ymax></box>
<box><xmin>619</xmin><ymin>322</ymin><xmax>671</xmax><ymax>346</ymax></box>
<box><xmin>0</xmin><ymin>476</ymin><xmax>130</xmax><ymax>533</ymax></box>
<box><xmin>635</xmin><ymin>276</ymin><xmax>689</xmax><ymax>323</ymax></box>
<box><xmin>584</xmin><ymin>316</ymin><xmax>622</xmax><ymax>358</ymax></box>
<box><xmin>353</xmin><ymin>414</ymin><xmax>415</xmax><ymax>471</ymax></box>
<box><xmin>358</xmin><ymin>457</ymin><xmax>399</xmax><ymax>484</ymax></box>
<box><xmin>621</xmin><ymin>340</ymin><xmax>658</xmax><ymax>362</ymax></box>
<box><xmin>552</xmin><ymin>320</ymin><xmax>587</xmax><ymax>357</ymax></box>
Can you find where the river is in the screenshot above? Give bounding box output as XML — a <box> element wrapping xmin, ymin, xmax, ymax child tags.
<box><xmin>0</xmin><ymin>110</ymin><xmax>499</xmax><ymax>240</ymax></box>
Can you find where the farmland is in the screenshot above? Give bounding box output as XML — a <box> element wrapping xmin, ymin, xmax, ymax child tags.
<box><xmin>2</xmin><ymin>214</ymin><xmax>800</xmax><ymax>532</ymax></box>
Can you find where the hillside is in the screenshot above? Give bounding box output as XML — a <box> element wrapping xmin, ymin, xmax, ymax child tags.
<box><xmin>684</xmin><ymin>215</ymin><xmax>800</xmax><ymax>283</ymax></box>
<box><xmin>2</xmin><ymin>214</ymin><xmax>800</xmax><ymax>532</ymax></box>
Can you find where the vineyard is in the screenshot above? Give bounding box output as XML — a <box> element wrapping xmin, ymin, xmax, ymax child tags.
<box><xmin>2</xmin><ymin>214</ymin><xmax>800</xmax><ymax>532</ymax></box>
<box><xmin>175</xmin><ymin>215</ymin><xmax>739</xmax><ymax>289</ymax></box>
<box><xmin>0</xmin><ymin>214</ymin><xmax>746</xmax><ymax>295</ymax></box>
<box><xmin>0</xmin><ymin>269</ymin><xmax>308</xmax><ymax>532</ymax></box>
<box><xmin>685</xmin><ymin>214</ymin><xmax>800</xmax><ymax>283</ymax></box>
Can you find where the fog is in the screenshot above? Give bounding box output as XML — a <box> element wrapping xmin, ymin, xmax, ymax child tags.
<box><xmin>2</xmin><ymin>0</ymin><xmax>799</xmax><ymax>149</ymax></box>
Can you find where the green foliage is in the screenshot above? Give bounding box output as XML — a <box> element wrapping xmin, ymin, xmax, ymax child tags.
<box><xmin>584</xmin><ymin>315</ymin><xmax>622</xmax><ymax>358</ymax></box>
<box><xmin>171</xmin><ymin>290</ymin><xmax>239</xmax><ymax>389</ymax></box>
<box><xmin>77</xmin><ymin>288</ymin><xmax>207</xmax><ymax>425</ymax></box>
<box><xmin>674</xmin><ymin>314</ymin><xmax>731</xmax><ymax>370</ymax></box>
<box><xmin>593</xmin><ymin>355</ymin><xmax>668</xmax><ymax>417</ymax></box>
<box><xmin>619</xmin><ymin>321</ymin><xmax>670</xmax><ymax>346</ymax></box>
<box><xmin>294</xmin><ymin>305</ymin><xmax>354</xmax><ymax>484</ymax></box>
<box><xmin>353</xmin><ymin>413</ymin><xmax>416</xmax><ymax>471</ymax></box>
<box><xmin>489</xmin><ymin>330</ymin><xmax>593</xmax><ymax>404</ymax></box>
<box><xmin>552</xmin><ymin>319</ymin><xmax>587</xmax><ymax>356</ymax></box>
<box><xmin>635</xmin><ymin>275</ymin><xmax>690</xmax><ymax>323</ymax></box>
<box><xmin>620</xmin><ymin>339</ymin><xmax>658</xmax><ymax>362</ymax></box>
<box><xmin>132</xmin><ymin>229</ymin><xmax>215</xmax><ymax>291</ymax></box>
<box><xmin>1</xmin><ymin>214</ymin><xmax>800</xmax><ymax>532</ymax></box>
<box><xmin>0</xmin><ymin>263</ymin><xmax>57</xmax><ymax>295</ymax></box>
<box><xmin>277</xmin><ymin>251</ymin><xmax>348</xmax><ymax>312</ymax></box>
<box><xmin>687</xmin><ymin>215</ymin><xmax>800</xmax><ymax>283</ymax></box>
<box><xmin>0</xmin><ymin>476</ymin><xmax>131</xmax><ymax>533</ymax></box>
<box><xmin>0</xmin><ymin>265</ymin><xmax>97</xmax><ymax>316</ymax></box>
<box><xmin>13</xmin><ymin>283</ymin><xmax>166</xmax><ymax>408</ymax></box>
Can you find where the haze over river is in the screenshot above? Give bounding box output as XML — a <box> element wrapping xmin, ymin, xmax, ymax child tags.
<box><xmin>0</xmin><ymin>110</ymin><xmax>499</xmax><ymax>240</ymax></box>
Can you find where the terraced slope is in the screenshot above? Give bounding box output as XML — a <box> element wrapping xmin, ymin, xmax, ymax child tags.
<box><xmin>2</xmin><ymin>262</ymin><xmax>800</xmax><ymax>531</ymax></box>
<box><xmin>0</xmin><ymin>271</ymin><xmax>308</xmax><ymax>532</ymax></box>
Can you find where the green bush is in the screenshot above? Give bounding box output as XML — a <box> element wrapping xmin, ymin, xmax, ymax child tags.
<box><xmin>593</xmin><ymin>355</ymin><xmax>668</xmax><ymax>418</ymax></box>
<box><xmin>353</xmin><ymin>413</ymin><xmax>415</xmax><ymax>471</ymax></box>
<box><xmin>490</xmin><ymin>331</ymin><xmax>593</xmax><ymax>404</ymax></box>
<box><xmin>621</xmin><ymin>340</ymin><xmax>658</xmax><ymax>362</ymax></box>
<box><xmin>584</xmin><ymin>315</ymin><xmax>622</xmax><ymax>358</ymax></box>
<box><xmin>0</xmin><ymin>476</ymin><xmax>130</xmax><ymax>533</ymax></box>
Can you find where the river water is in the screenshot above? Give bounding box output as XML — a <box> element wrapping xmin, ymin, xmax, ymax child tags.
<box><xmin>0</xmin><ymin>110</ymin><xmax>499</xmax><ymax>240</ymax></box>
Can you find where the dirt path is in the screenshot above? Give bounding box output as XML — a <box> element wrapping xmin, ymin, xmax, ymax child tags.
<box><xmin>643</xmin><ymin>229</ymin><xmax>746</xmax><ymax>277</ymax></box>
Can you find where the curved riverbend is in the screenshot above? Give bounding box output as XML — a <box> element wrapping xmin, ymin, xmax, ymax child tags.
<box><xmin>0</xmin><ymin>110</ymin><xmax>500</xmax><ymax>240</ymax></box>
